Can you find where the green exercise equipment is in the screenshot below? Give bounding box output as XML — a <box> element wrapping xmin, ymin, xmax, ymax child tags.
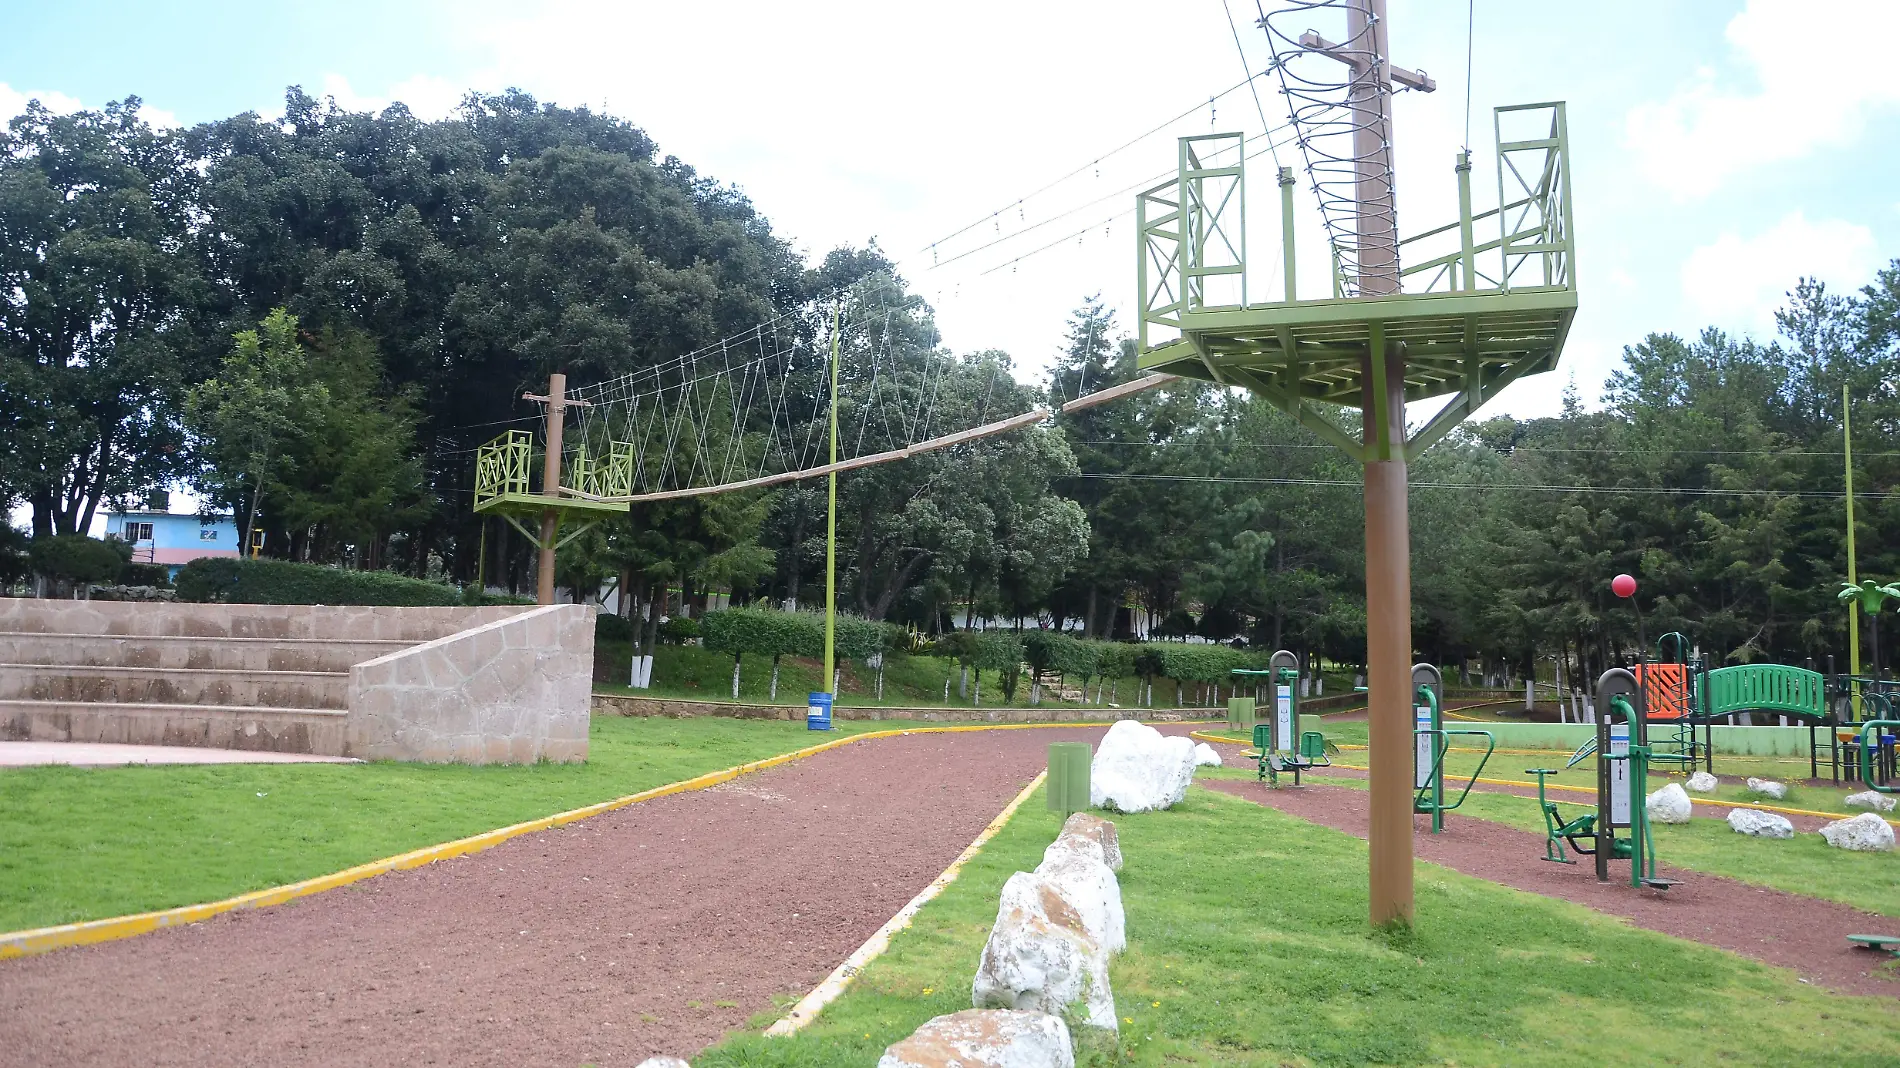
<box><xmin>1530</xmin><ymin>668</ymin><xmax>1679</xmax><ymax>891</ymax></box>
<box><xmin>1410</xmin><ymin>663</ymin><xmax>1495</xmax><ymax>834</ymax></box>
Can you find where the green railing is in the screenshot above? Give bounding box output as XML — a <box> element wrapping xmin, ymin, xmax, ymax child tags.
<box><xmin>473</xmin><ymin>430</ymin><xmax>533</xmax><ymax>508</ymax></box>
<box><xmin>1705</xmin><ymin>664</ymin><xmax>1825</xmax><ymax>719</ymax></box>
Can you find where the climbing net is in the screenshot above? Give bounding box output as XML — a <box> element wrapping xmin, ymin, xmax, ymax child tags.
<box><xmin>1258</xmin><ymin>0</ymin><xmax>1413</xmax><ymax>296</ymax></box>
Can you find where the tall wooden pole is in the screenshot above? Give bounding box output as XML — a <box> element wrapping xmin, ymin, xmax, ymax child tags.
<box><xmin>1349</xmin><ymin>0</ymin><xmax>1415</xmax><ymax>928</ymax></box>
<box><xmin>537</xmin><ymin>372</ymin><xmax>567</xmax><ymax>606</ymax></box>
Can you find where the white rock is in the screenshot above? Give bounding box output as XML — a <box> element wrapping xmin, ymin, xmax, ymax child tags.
<box><xmin>973</xmin><ymin>876</ymin><xmax>1116</xmax><ymax>1031</ymax></box>
<box><xmin>1089</xmin><ymin>720</ymin><xmax>1195</xmax><ymax>813</ymax></box>
<box><xmin>635</xmin><ymin>1059</ymin><xmax>691</xmax><ymax>1068</ymax></box>
<box><xmin>1821</xmin><ymin>811</ymin><xmax>1896</xmax><ymax>852</ymax></box>
<box><xmin>1844</xmin><ymin>790</ymin><xmax>1898</xmax><ymax>814</ymax></box>
<box><xmin>1686</xmin><ymin>771</ymin><xmax>1718</xmax><ymax>793</ymax></box>
<box><xmin>1194</xmin><ymin>742</ymin><xmax>1224</xmax><ymax>767</ymax></box>
<box><xmin>1055</xmin><ymin>812</ymin><xmax>1121</xmax><ymax>872</ymax></box>
<box><xmin>1744</xmin><ymin>777</ymin><xmax>1788</xmax><ymax>800</ymax></box>
<box><xmin>1033</xmin><ymin>845</ymin><xmax>1125</xmax><ymax>954</ymax></box>
<box><xmin>878</xmin><ymin>1010</ymin><xmax>1074</xmax><ymax>1068</ymax></box>
<box><xmin>1727</xmin><ymin>808</ymin><xmax>1794</xmax><ymax>839</ymax></box>
<box><xmin>1645</xmin><ymin>782</ymin><xmax>1693</xmax><ymax>825</ymax></box>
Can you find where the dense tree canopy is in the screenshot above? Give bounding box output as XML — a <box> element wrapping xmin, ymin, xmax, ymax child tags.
<box><xmin>2</xmin><ymin>86</ymin><xmax>1896</xmax><ymax>684</ymax></box>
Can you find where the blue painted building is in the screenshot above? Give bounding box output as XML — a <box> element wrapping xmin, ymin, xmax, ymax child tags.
<box><xmin>103</xmin><ymin>510</ymin><xmax>244</xmax><ymax>579</ymax></box>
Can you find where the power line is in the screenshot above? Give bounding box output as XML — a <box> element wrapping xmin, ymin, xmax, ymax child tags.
<box><xmin>1074</xmin><ymin>472</ymin><xmax>1880</xmax><ymax>500</ymax></box>
<box><xmin>1072</xmin><ymin>440</ymin><xmax>1900</xmax><ymax>459</ymax></box>
<box><xmin>1222</xmin><ymin>0</ymin><xmax>1283</xmax><ymax>169</ymax></box>
<box><xmin>917</xmin><ymin>72</ymin><xmax>1268</xmax><ymax>259</ymax></box>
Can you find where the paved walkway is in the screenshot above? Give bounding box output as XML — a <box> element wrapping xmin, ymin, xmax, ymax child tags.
<box><xmin>0</xmin><ymin>741</ymin><xmax>360</xmax><ymax>768</ymax></box>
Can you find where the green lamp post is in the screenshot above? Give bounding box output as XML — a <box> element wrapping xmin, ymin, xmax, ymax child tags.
<box><xmin>1838</xmin><ymin>580</ymin><xmax>1900</xmax><ymax>685</ymax></box>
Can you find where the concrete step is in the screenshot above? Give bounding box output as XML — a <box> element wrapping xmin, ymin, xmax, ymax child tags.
<box><xmin>0</xmin><ymin>663</ymin><xmax>350</xmax><ymax>710</ymax></box>
<box><xmin>0</xmin><ymin>699</ymin><xmax>346</xmax><ymax>755</ymax></box>
<box><xmin>0</xmin><ymin>631</ymin><xmax>411</xmax><ymax>673</ymax></box>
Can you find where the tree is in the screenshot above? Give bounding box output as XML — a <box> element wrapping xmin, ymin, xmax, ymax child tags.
<box><xmin>0</xmin><ymin>98</ymin><xmax>208</xmax><ymax>536</ymax></box>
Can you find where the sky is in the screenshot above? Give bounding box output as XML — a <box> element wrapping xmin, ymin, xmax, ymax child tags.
<box><xmin>4</xmin><ymin>0</ymin><xmax>1897</xmax><ymax>429</ymax></box>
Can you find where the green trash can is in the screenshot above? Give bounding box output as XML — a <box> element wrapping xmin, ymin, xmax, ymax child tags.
<box><xmin>1047</xmin><ymin>742</ymin><xmax>1092</xmax><ymax>816</ymax></box>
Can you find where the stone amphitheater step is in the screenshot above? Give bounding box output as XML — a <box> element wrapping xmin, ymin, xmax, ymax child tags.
<box><xmin>0</xmin><ymin>663</ymin><xmax>350</xmax><ymax>710</ymax></box>
<box><xmin>0</xmin><ymin>632</ymin><xmax>411</xmax><ymax>673</ymax></box>
<box><xmin>0</xmin><ymin>699</ymin><xmax>347</xmax><ymax>754</ymax></box>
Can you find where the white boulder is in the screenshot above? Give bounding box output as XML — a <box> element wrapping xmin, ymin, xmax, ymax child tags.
<box><xmin>1033</xmin><ymin>844</ymin><xmax>1125</xmax><ymax>954</ymax></box>
<box><xmin>973</xmin><ymin>876</ymin><xmax>1116</xmax><ymax>1031</ymax></box>
<box><xmin>1686</xmin><ymin>771</ymin><xmax>1718</xmax><ymax>793</ymax></box>
<box><xmin>1645</xmin><ymin>782</ymin><xmax>1693</xmax><ymax>825</ymax></box>
<box><xmin>1821</xmin><ymin>811</ymin><xmax>1896</xmax><ymax>852</ymax></box>
<box><xmin>1194</xmin><ymin>742</ymin><xmax>1224</xmax><ymax>767</ymax></box>
<box><xmin>635</xmin><ymin>1060</ymin><xmax>691</xmax><ymax>1068</ymax></box>
<box><xmin>1090</xmin><ymin>720</ymin><xmax>1195</xmax><ymax>813</ymax></box>
<box><xmin>1727</xmin><ymin>808</ymin><xmax>1794</xmax><ymax>839</ymax></box>
<box><xmin>1744</xmin><ymin>777</ymin><xmax>1788</xmax><ymax>800</ymax></box>
<box><xmin>1054</xmin><ymin>812</ymin><xmax>1122</xmax><ymax>872</ymax></box>
<box><xmin>879</xmin><ymin>1010</ymin><xmax>1074</xmax><ymax>1068</ymax></box>
<box><xmin>1844</xmin><ymin>790</ymin><xmax>1898</xmax><ymax>814</ymax></box>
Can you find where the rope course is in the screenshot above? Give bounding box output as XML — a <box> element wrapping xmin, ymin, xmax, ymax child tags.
<box><xmin>474</xmin><ymin>276</ymin><xmax>1182</xmax><ymax>513</ymax></box>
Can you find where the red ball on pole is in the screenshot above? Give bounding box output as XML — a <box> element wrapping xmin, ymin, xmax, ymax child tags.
<box><xmin>1611</xmin><ymin>573</ymin><xmax>1637</xmax><ymax>598</ymax></box>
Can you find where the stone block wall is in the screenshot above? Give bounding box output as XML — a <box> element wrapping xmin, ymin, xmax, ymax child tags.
<box><xmin>589</xmin><ymin>693</ymin><xmax>1205</xmax><ymax>724</ymax></box>
<box><xmin>349</xmin><ymin>604</ymin><xmax>595</xmax><ymax>763</ymax></box>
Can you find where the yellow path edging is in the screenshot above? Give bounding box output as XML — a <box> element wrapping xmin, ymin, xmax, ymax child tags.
<box><xmin>0</xmin><ymin>720</ymin><xmax>1154</xmax><ymax>962</ymax></box>
<box><xmin>763</xmin><ymin>769</ymin><xmax>1049</xmax><ymax>1037</ymax></box>
<box><xmin>1190</xmin><ymin>730</ymin><xmax>1900</xmax><ymax>829</ymax></box>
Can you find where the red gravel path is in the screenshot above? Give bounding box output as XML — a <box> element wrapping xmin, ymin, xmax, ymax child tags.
<box><xmin>0</xmin><ymin>726</ymin><xmax>1113</xmax><ymax>1068</ymax></box>
<box><xmin>1203</xmin><ymin>777</ymin><xmax>1900</xmax><ymax>997</ymax></box>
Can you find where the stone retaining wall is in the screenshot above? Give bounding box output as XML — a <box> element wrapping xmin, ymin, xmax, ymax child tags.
<box><xmin>350</xmin><ymin>604</ymin><xmax>595</xmax><ymax>763</ymax></box>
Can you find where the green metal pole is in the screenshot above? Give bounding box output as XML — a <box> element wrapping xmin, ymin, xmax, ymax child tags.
<box><xmin>1456</xmin><ymin>151</ymin><xmax>1476</xmax><ymax>292</ymax></box>
<box><xmin>1279</xmin><ymin>166</ymin><xmax>1298</xmax><ymax>302</ymax></box>
<box><xmin>824</xmin><ymin>303</ymin><xmax>841</xmax><ymax>696</ymax></box>
<box><xmin>1846</xmin><ymin>385</ymin><xmax>1861</xmax><ymax>716</ymax></box>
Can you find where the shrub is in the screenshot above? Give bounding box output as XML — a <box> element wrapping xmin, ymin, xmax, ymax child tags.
<box><xmin>596</xmin><ymin>613</ymin><xmax>636</xmax><ymax>643</ymax></box>
<box><xmin>659</xmin><ymin>616</ymin><xmax>701</xmax><ymax>644</ymax></box>
<box><xmin>121</xmin><ymin>562</ymin><xmax>172</xmax><ymax>588</ymax></box>
<box><xmin>28</xmin><ymin>535</ymin><xmax>126</xmax><ymax>587</ymax></box>
<box><xmin>173</xmin><ymin>557</ymin><xmax>461</xmax><ymax>605</ymax></box>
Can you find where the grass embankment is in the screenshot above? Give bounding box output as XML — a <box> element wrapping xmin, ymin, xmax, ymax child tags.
<box><xmin>0</xmin><ymin>716</ymin><xmax>890</xmax><ymax>933</ymax></box>
<box><xmin>1201</xmin><ymin>726</ymin><xmax>1900</xmax><ymax>918</ymax></box>
<box><xmin>596</xmin><ymin>642</ymin><xmax>1167</xmax><ymax>709</ymax></box>
<box><xmin>703</xmin><ymin>784</ymin><xmax>1900</xmax><ymax>1067</ymax></box>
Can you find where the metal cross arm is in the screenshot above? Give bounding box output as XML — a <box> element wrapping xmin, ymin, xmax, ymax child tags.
<box><xmin>1294</xmin><ymin>30</ymin><xmax>1436</xmax><ymax>92</ymax></box>
<box><xmin>522</xmin><ymin>391</ymin><xmax>593</xmax><ymax>408</ymax></box>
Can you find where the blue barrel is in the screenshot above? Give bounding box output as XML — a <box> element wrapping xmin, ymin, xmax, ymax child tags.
<box><xmin>806</xmin><ymin>691</ymin><xmax>834</xmax><ymax>731</ymax></box>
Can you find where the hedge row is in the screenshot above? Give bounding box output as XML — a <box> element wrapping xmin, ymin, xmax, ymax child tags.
<box><xmin>699</xmin><ymin>607</ymin><xmax>903</xmax><ymax>664</ymax></box>
<box><xmin>174</xmin><ymin>557</ymin><xmax>464</xmax><ymax>606</ymax></box>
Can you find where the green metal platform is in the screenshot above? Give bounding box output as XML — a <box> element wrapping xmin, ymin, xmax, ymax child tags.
<box><xmin>1135</xmin><ymin>102</ymin><xmax>1575</xmax><ymax>459</ymax></box>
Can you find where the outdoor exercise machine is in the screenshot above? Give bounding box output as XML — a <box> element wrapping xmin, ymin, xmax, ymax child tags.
<box><xmin>1411</xmin><ymin>663</ymin><xmax>1495</xmax><ymax>833</ymax></box>
<box><xmin>1527</xmin><ymin>668</ymin><xmax>1677</xmax><ymax>890</ymax></box>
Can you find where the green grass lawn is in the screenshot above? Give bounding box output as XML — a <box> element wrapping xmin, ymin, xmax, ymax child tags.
<box><xmin>701</xmin><ymin>784</ymin><xmax>1900</xmax><ymax>1067</ymax></box>
<box><xmin>0</xmin><ymin>716</ymin><xmax>891</xmax><ymax>933</ymax></box>
<box><xmin>1199</xmin><ymin>734</ymin><xmax>1900</xmax><ymax>920</ymax></box>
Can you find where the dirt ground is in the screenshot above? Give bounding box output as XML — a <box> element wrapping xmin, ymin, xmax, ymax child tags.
<box><xmin>0</xmin><ymin>726</ymin><xmax>1113</xmax><ymax>1068</ymax></box>
<box><xmin>1203</xmin><ymin>776</ymin><xmax>1900</xmax><ymax>998</ymax></box>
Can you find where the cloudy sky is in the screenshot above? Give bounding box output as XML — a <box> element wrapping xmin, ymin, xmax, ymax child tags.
<box><xmin>4</xmin><ymin>0</ymin><xmax>1895</xmax><ymax>421</ymax></box>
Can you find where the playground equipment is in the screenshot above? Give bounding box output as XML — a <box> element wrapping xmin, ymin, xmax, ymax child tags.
<box><xmin>1530</xmin><ymin>668</ymin><xmax>1677</xmax><ymax>890</ymax></box>
<box><xmin>1410</xmin><ymin>663</ymin><xmax>1495</xmax><ymax>833</ymax></box>
<box><xmin>1248</xmin><ymin>721</ymin><xmax>1331</xmax><ymax>787</ymax></box>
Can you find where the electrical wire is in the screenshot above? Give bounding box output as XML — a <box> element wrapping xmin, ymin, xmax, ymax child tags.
<box><xmin>916</xmin><ymin>71</ymin><xmax>1268</xmax><ymax>259</ymax></box>
<box><xmin>1073</xmin><ymin>472</ymin><xmax>1877</xmax><ymax>500</ymax></box>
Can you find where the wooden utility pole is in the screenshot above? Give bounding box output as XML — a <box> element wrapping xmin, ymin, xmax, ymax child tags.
<box><xmin>523</xmin><ymin>373</ymin><xmax>574</xmax><ymax>606</ymax></box>
<box><xmin>1306</xmin><ymin>0</ymin><xmax>1435</xmax><ymax>927</ymax></box>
